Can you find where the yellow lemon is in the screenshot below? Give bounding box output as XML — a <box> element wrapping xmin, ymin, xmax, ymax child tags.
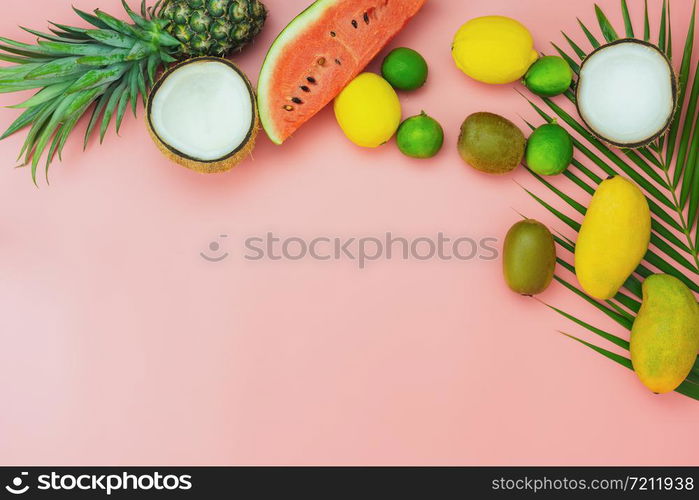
<box><xmin>334</xmin><ymin>73</ymin><xmax>401</xmax><ymax>148</ymax></box>
<box><xmin>452</xmin><ymin>16</ymin><xmax>539</xmax><ymax>84</ymax></box>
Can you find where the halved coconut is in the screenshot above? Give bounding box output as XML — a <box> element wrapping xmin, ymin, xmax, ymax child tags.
<box><xmin>147</xmin><ymin>57</ymin><xmax>258</xmax><ymax>174</ymax></box>
<box><xmin>576</xmin><ymin>39</ymin><xmax>676</xmax><ymax>148</ymax></box>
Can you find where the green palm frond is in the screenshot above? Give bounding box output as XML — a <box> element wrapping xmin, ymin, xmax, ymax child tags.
<box><xmin>522</xmin><ymin>0</ymin><xmax>699</xmax><ymax>400</ymax></box>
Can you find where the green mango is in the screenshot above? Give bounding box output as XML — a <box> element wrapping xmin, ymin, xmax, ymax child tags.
<box><xmin>503</xmin><ymin>219</ymin><xmax>556</xmax><ymax>295</ymax></box>
<box><xmin>630</xmin><ymin>274</ymin><xmax>699</xmax><ymax>394</ymax></box>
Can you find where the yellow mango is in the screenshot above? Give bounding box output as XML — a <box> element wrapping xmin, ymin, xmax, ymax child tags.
<box><xmin>574</xmin><ymin>176</ymin><xmax>650</xmax><ymax>300</ymax></box>
<box><xmin>630</xmin><ymin>274</ymin><xmax>699</xmax><ymax>394</ymax></box>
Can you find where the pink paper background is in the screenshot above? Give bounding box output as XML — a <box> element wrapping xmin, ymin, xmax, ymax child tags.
<box><xmin>0</xmin><ymin>0</ymin><xmax>697</xmax><ymax>466</ymax></box>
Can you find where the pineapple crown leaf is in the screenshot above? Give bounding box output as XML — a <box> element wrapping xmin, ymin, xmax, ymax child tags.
<box><xmin>0</xmin><ymin>52</ymin><xmax>41</xmax><ymax>64</ymax></box>
<box><xmin>65</xmin><ymin>64</ymin><xmax>129</xmax><ymax>94</ymax></box>
<box><xmin>0</xmin><ymin>0</ymin><xmax>267</xmax><ymax>183</ymax></box>
<box><xmin>71</xmin><ymin>7</ymin><xmax>110</xmax><ymax>30</ymax></box>
<box><xmin>140</xmin><ymin>0</ymin><xmax>150</xmax><ymax>19</ymax></box>
<box><xmin>0</xmin><ymin>2</ymin><xmax>167</xmax><ymax>182</ymax></box>
<box><xmin>29</xmin><ymin>92</ymin><xmax>78</xmax><ymax>182</ymax></box>
<box><xmin>121</xmin><ymin>0</ymin><xmax>150</xmax><ymax>28</ymax></box>
<box><xmin>114</xmin><ymin>82</ymin><xmax>131</xmax><ymax>134</ymax></box>
<box><xmin>93</xmin><ymin>9</ymin><xmax>140</xmax><ymax>38</ymax></box>
<box><xmin>9</xmin><ymin>81</ymin><xmax>73</xmax><ymax>109</ymax></box>
<box><xmin>48</xmin><ymin>29</ymin><xmax>88</xmax><ymax>42</ymax></box>
<box><xmin>77</xmin><ymin>52</ymin><xmax>130</xmax><ymax>67</ymax></box>
<box><xmin>0</xmin><ymin>36</ymin><xmax>51</xmax><ymax>57</ymax></box>
<box><xmin>126</xmin><ymin>41</ymin><xmax>150</xmax><ymax>61</ymax></box>
<box><xmin>48</xmin><ymin>23</ymin><xmax>91</xmax><ymax>38</ymax></box>
<box><xmin>150</xmin><ymin>0</ymin><xmax>166</xmax><ymax>19</ymax></box>
<box><xmin>146</xmin><ymin>53</ymin><xmax>160</xmax><ymax>85</ymax></box>
<box><xmin>84</xmin><ymin>29</ymin><xmax>136</xmax><ymax>49</ymax></box>
<box><xmin>20</xmin><ymin>26</ymin><xmax>87</xmax><ymax>44</ymax></box>
<box><xmin>98</xmin><ymin>83</ymin><xmax>123</xmax><ymax>144</ymax></box>
<box><xmin>1</xmin><ymin>105</ymin><xmax>44</xmax><ymax>141</ymax></box>
<box><xmin>36</xmin><ymin>39</ymin><xmax>115</xmax><ymax>56</ymax></box>
<box><xmin>24</xmin><ymin>56</ymin><xmax>82</xmax><ymax>80</ymax></box>
<box><xmin>148</xmin><ymin>29</ymin><xmax>182</xmax><ymax>48</ymax></box>
<box><xmin>84</xmin><ymin>84</ymin><xmax>113</xmax><ymax>150</ymax></box>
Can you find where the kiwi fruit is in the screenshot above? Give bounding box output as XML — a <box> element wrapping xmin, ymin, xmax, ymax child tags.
<box><xmin>457</xmin><ymin>112</ymin><xmax>526</xmax><ymax>174</ymax></box>
<box><xmin>503</xmin><ymin>219</ymin><xmax>556</xmax><ymax>295</ymax></box>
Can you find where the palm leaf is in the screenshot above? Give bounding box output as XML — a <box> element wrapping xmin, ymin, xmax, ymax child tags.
<box><xmin>620</xmin><ymin>0</ymin><xmax>634</xmax><ymax>37</ymax></box>
<box><xmin>523</xmin><ymin>94</ymin><xmax>697</xmax><ymax>264</ymax></box>
<box><xmin>562</xmin><ymin>332</ymin><xmax>632</xmax><ymax>370</ymax></box>
<box><xmin>594</xmin><ymin>4</ymin><xmax>619</xmax><ymax>42</ymax></box>
<box><xmin>643</xmin><ymin>0</ymin><xmax>651</xmax><ymax>41</ymax></box>
<box><xmin>545</xmin><ymin>303</ymin><xmax>629</xmax><ymax>349</ymax></box>
<box><xmin>563</xmin><ymin>332</ymin><xmax>699</xmax><ymax>400</ymax></box>
<box><xmin>578</xmin><ymin>19</ymin><xmax>601</xmax><ymax>48</ymax></box>
<box><xmin>658</xmin><ymin>0</ymin><xmax>668</xmax><ymax>53</ymax></box>
<box><xmin>666</xmin><ymin>4</ymin><xmax>695</xmax><ymax>177</ymax></box>
<box><xmin>522</xmin><ymin>0</ymin><xmax>699</xmax><ymax>401</ymax></box>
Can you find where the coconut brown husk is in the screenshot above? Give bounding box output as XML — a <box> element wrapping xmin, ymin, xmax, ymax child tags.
<box><xmin>146</xmin><ymin>56</ymin><xmax>259</xmax><ymax>174</ymax></box>
<box><xmin>575</xmin><ymin>38</ymin><xmax>678</xmax><ymax>149</ymax></box>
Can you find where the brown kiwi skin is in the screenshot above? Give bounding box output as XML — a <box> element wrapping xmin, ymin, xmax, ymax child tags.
<box><xmin>575</xmin><ymin>38</ymin><xmax>678</xmax><ymax>149</ymax></box>
<box><xmin>146</xmin><ymin>56</ymin><xmax>259</xmax><ymax>174</ymax></box>
<box><xmin>503</xmin><ymin>219</ymin><xmax>556</xmax><ymax>295</ymax></box>
<box><xmin>457</xmin><ymin>112</ymin><xmax>526</xmax><ymax>174</ymax></box>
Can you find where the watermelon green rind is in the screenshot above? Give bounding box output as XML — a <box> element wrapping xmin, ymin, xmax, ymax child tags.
<box><xmin>257</xmin><ymin>0</ymin><xmax>427</xmax><ymax>145</ymax></box>
<box><xmin>258</xmin><ymin>0</ymin><xmax>340</xmax><ymax>145</ymax></box>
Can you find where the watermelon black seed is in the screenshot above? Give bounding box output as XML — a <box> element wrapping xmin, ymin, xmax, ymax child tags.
<box><xmin>307</xmin><ymin>77</ymin><xmax>317</xmax><ymax>84</ymax></box>
<box><xmin>363</xmin><ymin>12</ymin><xmax>370</xmax><ymax>24</ymax></box>
<box><xmin>351</xmin><ymin>20</ymin><xmax>358</xmax><ymax>28</ymax></box>
<box><xmin>300</xmin><ymin>85</ymin><xmax>310</xmax><ymax>92</ymax></box>
<box><xmin>330</xmin><ymin>31</ymin><xmax>336</xmax><ymax>37</ymax></box>
<box><xmin>292</xmin><ymin>97</ymin><xmax>303</xmax><ymax>104</ymax></box>
<box><xmin>335</xmin><ymin>59</ymin><xmax>342</xmax><ymax>65</ymax></box>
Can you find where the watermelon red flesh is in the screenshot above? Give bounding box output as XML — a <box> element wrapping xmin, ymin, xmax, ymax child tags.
<box><xmin>257</xmin><ymin>0</ymin><xmax>427</xmax><ymax>144</ymax></box>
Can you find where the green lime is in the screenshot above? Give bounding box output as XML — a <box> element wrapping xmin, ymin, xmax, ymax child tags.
<box><xmin>381</xmin><ymin>47</ymin><xmax>429</xmax><ymax>91</ymax></box>
<box><xmin>396</xmin><ymin>112</ymin><xmax>444</xmax><ymax>159</ymax></box>
<box><xmin>525</xmin><ymin>122</ymin><xmax>573</xmax><ymax>176</ymax></box>
<box><xmin>523</xmin><ymin>56</ymin><xmax>573</xmax><ymax>97</ymax></box>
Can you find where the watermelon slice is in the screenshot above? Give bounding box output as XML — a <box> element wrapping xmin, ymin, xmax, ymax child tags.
<box><xmin>257</xmin><ymin>0</ymin><xmax>427</xmax><ymax>144</ymax></box>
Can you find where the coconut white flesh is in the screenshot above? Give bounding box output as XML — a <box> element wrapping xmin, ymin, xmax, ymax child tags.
<box><xmin>577</xmin><ymin>41</ymin><xmax>674</xmax><ymax>145</ymax></box>
<box><xmin>150</xmin><ymin>61</ymin><xmax>253</xmax><ymax>161</ymax></box>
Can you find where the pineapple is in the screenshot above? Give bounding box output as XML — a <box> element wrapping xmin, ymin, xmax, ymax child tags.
<box><xmin>161</xmin><ymin>0</ymin><xmax>267</xmax><ymax>57</ymax></box>
<box><xmin>0</xmin><ymin>0</ymin><xmax>267</xmax><ymax>183</ymax></box>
